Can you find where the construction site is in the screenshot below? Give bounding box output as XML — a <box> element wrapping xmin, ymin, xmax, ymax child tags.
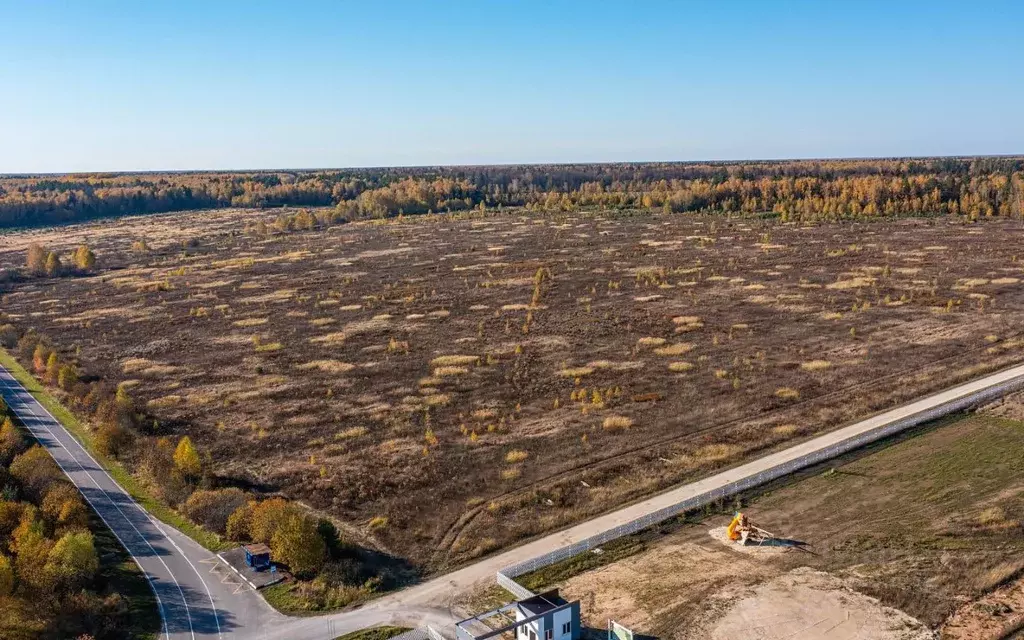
<box><xmin>455</xmin><ymin>401</ymin><xmax>1024</xmax><ymax>640</ymax></box>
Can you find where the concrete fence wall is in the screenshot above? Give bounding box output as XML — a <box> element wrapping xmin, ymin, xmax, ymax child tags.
<box><xmin>496</xmin><ymin>372</ymin><xmax>1024</xmax><ymax>586</ymax></box>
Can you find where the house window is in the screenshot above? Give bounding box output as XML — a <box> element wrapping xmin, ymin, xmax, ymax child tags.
<box><xmin>530</xmin><ymin>629</ymin><xmax>537</xmax><ymax>640</ymax></box>
<box><xmin>562</xmin><ymin>622</ymin><xmax>572</xmax><ymax>635</ymax></box>
<box><xmin>545</xmin><ymin>630</ymin><xmax>552</xmax><ymax>640</ymax></box>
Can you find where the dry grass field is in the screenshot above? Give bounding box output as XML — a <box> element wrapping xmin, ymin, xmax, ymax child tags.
<box><xmin>2</xmin><ymin>207</ymin><xmax>1024</xmax><ymax>572</ymax></box>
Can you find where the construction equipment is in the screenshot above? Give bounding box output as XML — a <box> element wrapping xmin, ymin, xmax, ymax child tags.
<box><xmin>726</xmin><ymin>512</ymin><xmax>776</xmax><ymax>546</ymax></box>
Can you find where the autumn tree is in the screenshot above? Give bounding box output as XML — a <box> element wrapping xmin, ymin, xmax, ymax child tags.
<box><xmin>249</xmin><ymin>498</ymin><xmax>301</xmax><ymax>544</ymax></box>
<box><xmin>94</xmin><ymin>422</ymin><xmax>132</xmax><ymax>459</ymax></box>
<box><xmin>10</xmin><ymin>446</ymin><xmax>61</xmax><ymax>501</ymax></box>
<box><xmin>0</xmin><ymin>323</ymin><xmax>18</xmax><ymax>348</ymax></box>
<box><xmin>73</xmin><ymin>244</ymin><xmax>96</xmax><ymax>271</ymax></box>
<box><xmin>270</xmin><ymin>512</ymin><xmax>326</xmax><ymax>577</ymax></box>
<box><xmin>0</xmin><ymin>501</ymin><xmax>23</xmax><ymax>541</ymax></box>
<box><xmin>25</xmin><ymin>244</ymin><xmax>47</xmax><ymax>275</ymax></box>
<box><xmin>41</xmin><ymin>482</ymin><xmax>88</xmax><ymax>535</ymax></box>
<box><xmin>12</xmin><ymin>514</ymin><xmax>53</xmax><ymax>592</ymax></box>
<box><xmin>0</xmin><ymin>552</ymin><xmax>12</xmax><ymax>597</ymax></box>
<box><xmin>57</xmin><ymin>364</ymin><xmax>79</xmax><ymax>390</ymax></box>
<box><xmin>45</xmin><ymin>531</ymin><xmax>98</xmax><ymax>589</ymax></box>
<box><xmin>32</xmin><ymin>343</ymin><xmax>50</xmax><ymax>373</ymax></box>
<box><xmin>226</xmin><ymin>501</ymin><xmax>256</xmax><ymax>541</ymax></box>
<box><xmin>0</xmin><ymin>417</ymin><xmax>24</xmax><ymax>464</ymax></box>
<box><xmin>173</xmin><ymin>436</ymin><xmax>202</xmax><ymax>478</ymax></box>
<box><xmin>44</xmin><ymin>251</ymin><xmax>61</xmax><ymax>277</ymax></box>
<box><xmin>140</xmin><ymin>437</ymin><xmax>191</xmax><ymax>506</ymax></box>
<box><xmin>44</xmin><ymin>352</ymin><xmax>59</xmax><ymax>385</ymax></box>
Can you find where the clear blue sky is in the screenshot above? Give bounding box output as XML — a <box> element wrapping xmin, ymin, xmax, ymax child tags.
<box><xmin>1</xmin><ymin>1</ymin><xmax>1022</xmax><ymax>172</ymax></box>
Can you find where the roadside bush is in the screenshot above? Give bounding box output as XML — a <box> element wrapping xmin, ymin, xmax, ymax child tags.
<box><xmin>226</xmin><ymin>501</ymin><xmax>256</xmax><ymax>541</ymax></box>
<box><xmin>0</xmin><ymin>417</ymin><xmax>25</xmax><ymax>465</ymax></box>
<box><xmin>32</xmin><ymin>343</ymin><xmax>50</xmax><ymax>373</ymax></box>
<box><xmin>13</xmin><ymin>514</ymin><xmax>54</xmax><ymax>592</ymax></box>
<box><xmin>16</xmin><ymin>332</ymin><xmax>39</xmax><ymax>361</ymax></box>
<box><xmin>141</xmin><ymin>438</ymin><xmax>192</xmax><ymax>506</ymax></box>
<box><xmin>0</xmin><ymin>500</ymin><xmax>24</xmax><ymax>540</ymax></box>
<box><xmin>0</xmin><ymin>323</ymin><xmax>19</xmax><ymax>348</ymax></box>
<box><xmin>10</xmin><ymin>446</ymin><xmax>62</xmax><ymax>501</ymax></box>
<box><xmin>41</xmin><ymin>482</ymin><xmax>89</xmax><ymax>535</ymax></box>
<box><xmin>250</xmin><ymin>498</ymin><xmax>301</xmax><ymax>544</ymax></box>
<box><xmin>94</xmin><ymin>422</ymin><xmax>133</xmax><ymax>459</ymax></box>
<box><xmin>45</xmin><ymin>531</ymin><xmax>98</xmax><ymax>589</ymax></box>
<box><xmin>57</xmin><ymin>364</ymin><xmax>79</xmax><ymax>390</ymax></box>
<box><xmin>44</xmin><ymin>352</ymin><xmax>59</xmax><ymax>385</ymax></box>
<box><xmin>182</xmin><ymin>488</ymin><xmax>247</xmax><ymax>534</ymax></box>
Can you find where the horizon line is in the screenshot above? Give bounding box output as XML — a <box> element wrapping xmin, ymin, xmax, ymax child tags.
<box><xmin>2</xmin><ymin>152</ymin><xmax>1022</xmax><ymax>178</ymax></box>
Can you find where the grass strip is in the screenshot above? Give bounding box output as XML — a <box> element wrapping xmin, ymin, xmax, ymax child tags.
<box><xmin>333</xmin><ymin>626</ymin><xmax>412</xmax><ymax>640</ymax></box>
<box><xmin>516</xmin><ymin>534</ymin><xmax>648</xmax><ymax>592</ymax></box>
<box><xmin>0</xmin><ymin>347</ymin><xmax>230</xmax><ymax>552</ymax></box>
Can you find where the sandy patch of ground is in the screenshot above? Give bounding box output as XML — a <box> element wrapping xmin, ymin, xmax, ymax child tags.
<box><xmin>561</xmin><ymin>539</ymin><xmax>779</xmax><ymax>637</ymax></box>
<box><xmin>704</xmin><ymin>568</ymin><xmax>934</xmax><ymax>640</ymax></box>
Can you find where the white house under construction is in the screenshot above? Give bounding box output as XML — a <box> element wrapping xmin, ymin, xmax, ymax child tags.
<box><xmin>455</xmin><ymin>589</ymin><xmax>581</xmax><ymax>640</ymax></box>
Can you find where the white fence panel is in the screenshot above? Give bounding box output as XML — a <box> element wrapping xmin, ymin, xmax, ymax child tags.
<box><xmin>496</xmin><ymin>373</ymin><xmax>1024</xmax><ymax>589</ymax></box>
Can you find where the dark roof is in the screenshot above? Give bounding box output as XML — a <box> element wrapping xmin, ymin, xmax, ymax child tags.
<box><xmin>244</xmin><ymin>543</ymin><xmax>271</xmax><ymax>555</ymax></box>
<box><xmin>517</xmin><ymin>589</ymin><xmax>568</xmax><ymax>617</ymax></box>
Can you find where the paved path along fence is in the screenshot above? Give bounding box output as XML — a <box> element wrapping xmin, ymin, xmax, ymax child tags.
<box><xmin>496</xmin><ymin>363</ymin><xmax>1024</xmax><ymax>593</ymax></box>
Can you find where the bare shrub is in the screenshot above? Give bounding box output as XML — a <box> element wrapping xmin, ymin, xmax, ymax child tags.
<box><xmin>430</xmin><ymin>355</ymin><xmax>479</xmax><ymax>367</ymax></box>
<box><xmin>505</xmin><ymin>449</ymin><xmax>529</xmax><ymax>463</ymax></box>
<box><xmin>183</xmin><ymin>488</ymin><xmax>248</xmax><ymax>534</ymax></box>
<box><xmin>602</xmin><ymin>416</ymin><xmax>634</xmax><ymax>431</ymax></box>
<box><xmin>558</xmin><ymin>366</ymin><xmax>594</xmax><ymax>378</ymax></box>
<box><xmin>654</xmin><ymin>342</ymin><xmax>693</xmax><ymax>356</ymax></box>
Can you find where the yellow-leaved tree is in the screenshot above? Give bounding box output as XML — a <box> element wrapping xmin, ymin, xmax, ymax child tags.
<box><xmin>173</xmin><ymin>436</ymin><xmax>202</xmax><ymax>478</ymax></box>
<box><xmin>271</xmin><ymin>513</ymin><xmax>326</xmax><ymax>577</ymax></box>
<box><xmin>73</xmin><ymin>245</ymin><xmax>96</xmax><ymax>271</ymax></box>
<box><xmin>44</xmin><ymin>531</ymin><xmax>98</xmax><ymax>588</ymax></box>
<box><xmin>44</xmin><ymin>252</ymin><xmax>61</xmax><ymax>277</ymax></box>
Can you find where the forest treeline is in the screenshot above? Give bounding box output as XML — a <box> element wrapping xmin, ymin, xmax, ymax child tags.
<box><xmin>1</xmin><ymin>156</ymin><xmax>1023</xmax><ymax>227</ymax></box>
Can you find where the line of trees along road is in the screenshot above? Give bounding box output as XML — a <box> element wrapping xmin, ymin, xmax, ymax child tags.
<box><xmin>0</xmin><ymin>322</ymin><xmax>399</xmax><ymax>612</ymax></box>
<box><xmin>0</xmin><ymin>394</ymin><xmax>149</xmax><ymax>639</ymax></box>
<box><xmin>1</xmin><ymin>157</ymin><xmax>1023</xmax><ymax>228</ymax></box>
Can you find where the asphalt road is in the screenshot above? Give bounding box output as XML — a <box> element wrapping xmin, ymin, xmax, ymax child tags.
<box><xmin>4</xmin><ymin>361</ymin><xmax>1024</xmax><ymax>639</ymax></box>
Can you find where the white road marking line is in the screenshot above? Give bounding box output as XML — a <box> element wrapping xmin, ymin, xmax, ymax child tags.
<box><xmin>0</xmin><ymin>376</ymin><xmax>176</xmax><ymax>640</ymax></box>
<box><xmin>1</xmin><ymin>373</ymin><xmax>210</xmax><ymax>639</ymax></box>
<box><xmin>3</xmin><ymin>373</ymin><xmax>225</xmax><ymax>639</ymax></box>
<box><xmin>17</xmin><ymin>374</ymin><xmax>225</xmax><ymax>639</ymax></box>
